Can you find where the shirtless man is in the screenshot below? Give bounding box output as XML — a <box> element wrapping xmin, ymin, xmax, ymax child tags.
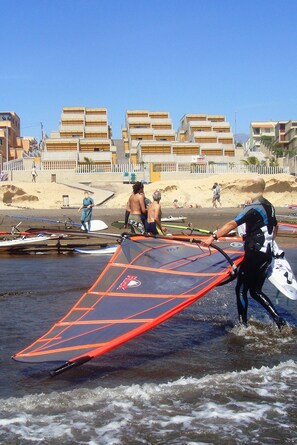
<box><xmin>146</xmin><ymin>190</ymin><xmax>166</xmax><ymax>235</ymax></box>
<box><xmin>126</xmin><ymin>182</ymin><xmax>146</xmax><ymax>232</ymax></box>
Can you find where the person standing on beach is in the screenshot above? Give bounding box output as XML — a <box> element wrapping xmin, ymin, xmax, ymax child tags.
<box><xmin>146</xmin><ymin>190</ymin><xmax>166</xmax><ymax>235</ymax></box>
<box><xmin>31</xmin><ymin>166</ymin><xmax>37</xmax><ymax>183</ymax></box>
<box><xmin>212</xmin><ymin>182</ymin><xmax>221</xmax><ymax>207</ymax></box>
<box><xmin>126</xmin><ymin>181</ymin><xmax>146</xmax><ymax>232</ymax></box>
<box><xmin>124</xmin><ymin>182</ymin><xmax>149</xmax><ymax>229</ymax></box>
<box><xmin>203</xmin><ymin>176</ymin><xmax>286</xmax><ymax>330</ymax></box>
<box><xmin>78</xmin><ymin>191</ymin><xmax>94</xmax><ymax>232</ymax></box>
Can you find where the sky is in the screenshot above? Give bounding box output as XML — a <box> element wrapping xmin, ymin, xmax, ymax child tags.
<box><xmin>1</xmin><ymin>0</ymin><xmax>297</xmax><ymax>141</ymax></box>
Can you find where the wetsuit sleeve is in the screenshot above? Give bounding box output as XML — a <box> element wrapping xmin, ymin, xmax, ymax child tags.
<box><xmin>234</xmin><ymin>207</ymin><xmax>250</xmax><ymax>226</ymax></box>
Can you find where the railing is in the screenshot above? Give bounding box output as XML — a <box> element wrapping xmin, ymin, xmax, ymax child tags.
<box><xmin>157</xmin><ymin>163</ymin><xmax>289</xmax><ymax>175</ymax></box>
<box><xmin>75</xmin><ymin>163</ymin><xmax>144</xmax><ymax>174</ymax></box>
<box><xmin>1</xmin><ymin>160</ymin><xmax>290</xmax><ymax>176</ymax></box>
<box><xmin>3</xmin><ymin>158</ymin><xmax>24</xmax><ymax>170</ymax></box>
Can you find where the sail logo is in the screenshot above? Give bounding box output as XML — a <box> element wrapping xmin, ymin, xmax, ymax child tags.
<box><xmin>118</xmin><ymin>275</ymin><xmax>141</xmax><ymax>290</ymax></box>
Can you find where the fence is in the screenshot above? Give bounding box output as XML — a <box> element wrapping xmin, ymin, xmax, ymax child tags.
<box><xmin>2</xmin><ymin>160</ymin><xmax>290</xmax><ymax>176</ymax></box>
<box><xmin>156</xmin><ymin>163</ymin><xmax>290</xmax><ymax>175</ymax></box>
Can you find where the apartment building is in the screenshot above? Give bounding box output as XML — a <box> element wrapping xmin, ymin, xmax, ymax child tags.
<box><xmin>274</xmin><ymin>120</ymin><xmax>297</xmax><ymax>152</ymax></box>
<box><xmin>44</xmin><ymin>107</ymin><xmax>116</xmax><ymax>169</ymax></box>
<box><xmin>249</xmin><ymin>121</ymin><xmax>277</xmax><ymax>151</ymax></box>
<box><xmin>0</xmin><ymin>111</ymin><xmax>21</xmax><ymax>162</ymax></box>
<box><xmin>178</xmin><ymin>114</ymin><xmax>235</xmax><ymax>158</ymax></box>
<box><xmin>122</xmin><ymin>110</ymin><xmax>177</xmax><ymax>163</ymax></box>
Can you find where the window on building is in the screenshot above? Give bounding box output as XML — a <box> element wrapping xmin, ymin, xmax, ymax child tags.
<box><xmin>253</xmin><ymin>128</ymin><xmax>260</xmax><ymax>135</ymax></box>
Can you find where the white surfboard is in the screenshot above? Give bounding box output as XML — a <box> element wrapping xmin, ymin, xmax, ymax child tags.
<box><xmin>237</xmin><ymin>226</ymin><xmax>297</xmax><ymax>300</ymax></box>
<box><xmin>268</xmin><ymin>255</ymin><xmax>297</xmax><ymax>300</ymax></box>
<box><xmin>75</xmin><ymin>245</ymin><xmax>117</xmax><ymax>255</ymax></box>
<box><xmin>161</xmin><ymin>216</ymin><xmax>187</xmax><ymax>222</ymax></box>
<box><xmin>80</xmin><ymin>219</ymin><xmax>108</xmax><ymax>232</ymax></box>
<box><xmin>0</xmin><ymin>234</ymin><xmax>52</xmax><ymax>251</ymax></box>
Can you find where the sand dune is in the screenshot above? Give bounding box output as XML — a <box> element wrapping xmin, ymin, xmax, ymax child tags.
<box><xmin>0</xmin><ymin>173</ymin><xmax>296</xmax><ymax>210</ymax></box>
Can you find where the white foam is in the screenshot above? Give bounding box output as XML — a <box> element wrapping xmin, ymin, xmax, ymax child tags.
<box><xmin>1</xmin><ymin>361</ymin><xmax>296</xmax><ymax>444</ymax></box>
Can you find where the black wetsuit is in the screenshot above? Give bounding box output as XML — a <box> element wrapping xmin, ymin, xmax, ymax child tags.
<box><xmin>234</xmin><ymin>197</ymin><xmax>286</xmax><ymax>329</ymax></box>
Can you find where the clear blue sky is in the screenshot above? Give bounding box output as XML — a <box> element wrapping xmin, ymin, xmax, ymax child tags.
<box><xmin>1</xmin><ymin>0</ymin><xmax>296</xmax><ymax>141</ymax></box>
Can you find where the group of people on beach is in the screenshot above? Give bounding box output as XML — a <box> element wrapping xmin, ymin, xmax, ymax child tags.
<box><xmin>123</xmin><ymin>177</ymin><xmax>287</xmax><ymax>331</ymax></box>
<box><xmin>124</xmin><ymin>181</ymin><xmax>166</xmax><ymax>235</ymax></box>
<box><xmin>78</xmin><ymin>177</ymin><xmax>287</xmax><ymax>332</ymax></box>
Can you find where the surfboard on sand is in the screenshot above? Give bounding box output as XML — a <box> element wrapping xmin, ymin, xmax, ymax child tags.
<box><xmin>80</xmin><ymin>220</ymin><xmax>108</xmax><ymax>232</ymax></box>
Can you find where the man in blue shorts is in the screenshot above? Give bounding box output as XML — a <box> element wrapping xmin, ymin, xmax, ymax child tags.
<box><xmin>203</xmin><ymin>176</ymin><xmax>286</xmax><ymax>330</ymax></box>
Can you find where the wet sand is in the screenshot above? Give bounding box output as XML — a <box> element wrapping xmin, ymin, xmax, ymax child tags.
<box><xmin>2</xmin><ymin>206</ymin><xmax>296</xmax><ymax>248</ymax></box>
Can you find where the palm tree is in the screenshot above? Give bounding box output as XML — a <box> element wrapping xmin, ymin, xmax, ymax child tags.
<box><xmin>241</xmin><ymin>156</ymin><xmax>260</xmax><ymax>166</ymax></box>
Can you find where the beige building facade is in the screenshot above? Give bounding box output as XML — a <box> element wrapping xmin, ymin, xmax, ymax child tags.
<box><xmin>178</xmin><ymin>114</ymin><xmax>235</xmax><ymax>157</ymax></box>
<box><xmin>0</xmin><ymin>111</ymin><xmax>21</xmax><ymax>162</ymax></box>
<box><xmin>274</xmin><ymin>120</ymin><xmax>297</xmax><ymax>153</ymax></box>
<box><xmin>123</xmin><ymin>110</ymin><xmax>235</xmax><ymax>164</ymax></box>
<box><xmin>43</xmin><ymin>107</ymin><xmax>116</xmax><ymax>169</ymax></box>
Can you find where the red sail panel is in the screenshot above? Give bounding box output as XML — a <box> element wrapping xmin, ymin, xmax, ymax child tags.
<box><xmin>13</xmin><ymin>236</ymin><xmax>244</xmax><ymax>365</ymax></box>
<box><xmin>278</xmin><ymin>222</ymin><xmax>297</xmax><ymax>236</ymax></box>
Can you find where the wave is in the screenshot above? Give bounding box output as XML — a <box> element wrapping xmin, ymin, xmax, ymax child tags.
<box><xmin>1</xmin><ymin>360</ymin><xmax>296</xmax><ymax>445</ymax></box>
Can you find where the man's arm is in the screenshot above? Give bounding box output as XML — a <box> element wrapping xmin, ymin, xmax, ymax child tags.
<box><xmin>139</xmin><ymin>194</ymin><xmax>146</xmax><ymax>214</ymax></box>
<box><xmin>155</xmin><ymin>204</ymin><xmax>166</xmax><ymax>234</ymax></box>
<box><xmin>203</xmin><ymin>220</ymin><xmax>238</xmax><ymax>247</ymax></box>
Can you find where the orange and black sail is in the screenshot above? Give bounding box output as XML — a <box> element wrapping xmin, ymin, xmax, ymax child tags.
<box><xmin>12</xmin><ymin>235</ymin><xmax>244</xmax><ymax>375</ymax></box>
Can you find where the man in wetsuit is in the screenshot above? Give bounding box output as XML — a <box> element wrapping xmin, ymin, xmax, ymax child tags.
<box><xmin>203</xmin><ymin>176</ymin><xmax>286</xmax><ymax>330</ymax></box>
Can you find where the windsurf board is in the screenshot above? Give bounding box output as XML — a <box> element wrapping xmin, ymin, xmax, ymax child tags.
<box><xmin>268</xmin><ymin>255</ymin><xmax>297</xmax><ymax>300</ymax></box>
<box><xmin>161</xmin><ymin>216</ymin><xmax>187</xmax><ymax>222</ymax></box>
<box><xmin>0</xmin><ymin>234</ymin><xmax>52</xmax><ymax>251</ymax></box>
<box><xmin>80</xmin><ymin>219</ymin><xmax>108</xmax><ymax>232</ymax></box>
<box><xmin>74</xmin><ymin>245</ymin><xmax>117</xmax><ymax>255</ymax></box>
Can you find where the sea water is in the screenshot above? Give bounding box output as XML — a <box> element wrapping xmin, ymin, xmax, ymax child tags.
<box><xmin>0</xmin><ymin>247</ymin><xmax>296</xmax><ymax>444</ymax></box>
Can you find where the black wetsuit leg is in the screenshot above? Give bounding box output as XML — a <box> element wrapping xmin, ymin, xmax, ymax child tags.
<box><xmin>124</xmin><ymin>210</ymin><xmax>130</xmax><ymax>227</ymax></box>
<box><xmin>235</xmin><ymin>265</ymin><xmax>249</xmax><ymax>325</ymax></box>
<box><xmin>242</xmin><ymin>250</ymin><xmax>286</xmax><ymax>328</ymax></box>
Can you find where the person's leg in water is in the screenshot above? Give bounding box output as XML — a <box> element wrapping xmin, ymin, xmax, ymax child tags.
<box><xmin>235</xmin><ymin>265</ymin><xmax>249</xmax><ymax>325</ymax></box>
<box><xmin>248</xmin><ymin>251</ymin><xmax>286</xmax><ymax>330</ymax></box>
<box><xmin>87</xmin><ymin>220</ymin><xmax>91</xmax><ymax>232</ymax></box>
<box><xmin>81</xmin><ymin>219</ymin><xmax>88</xmax><ymax>232</ymax></box>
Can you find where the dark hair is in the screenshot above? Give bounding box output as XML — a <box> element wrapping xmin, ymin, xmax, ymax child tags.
<box><xmin>133</xmin><ymin>181</ymin><xmax>143</xmax><ymax>194</ymax></box>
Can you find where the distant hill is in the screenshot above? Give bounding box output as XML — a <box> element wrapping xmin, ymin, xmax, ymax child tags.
<box><xmin>235</xmin><ymin>133</ymin><xmax>249</xmax><ymax>144</ymax></box>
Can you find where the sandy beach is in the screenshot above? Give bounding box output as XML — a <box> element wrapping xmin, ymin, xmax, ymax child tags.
<box><xmin>1</xmin><ymin>173</ymin><xmax>297</xmax><ymax>211</ymax></box>
<box><xmin>1</xmin><ymin>173</ymin><xmax>296</xmax><ymax>245</ymax></box>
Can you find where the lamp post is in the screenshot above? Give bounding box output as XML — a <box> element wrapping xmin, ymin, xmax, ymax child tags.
<box><xmin>5</xmin><ymin>127</ymin><xmax>9</xmax><ymax>169</ymax></box>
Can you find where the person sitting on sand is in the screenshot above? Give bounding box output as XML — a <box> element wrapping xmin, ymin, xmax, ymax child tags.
<box><xmin>146</xmin><ymin>190</ymin><xmax>166</xmax><ymax>235</ymax></box>
<box><xmin>173</xmin><ymin>199</ymin><xmax>183</xmax><ymax>209</ymax></box>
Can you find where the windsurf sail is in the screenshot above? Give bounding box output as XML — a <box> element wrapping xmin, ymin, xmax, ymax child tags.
<box><xmin>12</xmin><ymin>234</ymin><xmax>244</xmax><ymax>375</ymax></box>
<box><xmin>277</xmin><ymin>222</ymin><xmax>297</xmax><ymax>236</ymax></box>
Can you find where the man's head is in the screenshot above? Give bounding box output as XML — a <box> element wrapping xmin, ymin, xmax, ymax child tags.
<box><xmin>133</xmin><ymin>181</ymin><xmax>143</xmax><ymax>194</ymax></box>
<box><xmin>247</xmin><ymin>176</ymin><xmax>266</xmax><ymax>200</ymax></box>
<box><xmin>153</xmin><ymin>190</ymin><xmax>161</xmax><ymax>201</ymax></box>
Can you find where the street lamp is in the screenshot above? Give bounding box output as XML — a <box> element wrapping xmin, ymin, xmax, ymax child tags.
<box><xmin>5</xmin><ymin>127</ymin><xmax>9</xmax><ymax>169</ymax></box>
